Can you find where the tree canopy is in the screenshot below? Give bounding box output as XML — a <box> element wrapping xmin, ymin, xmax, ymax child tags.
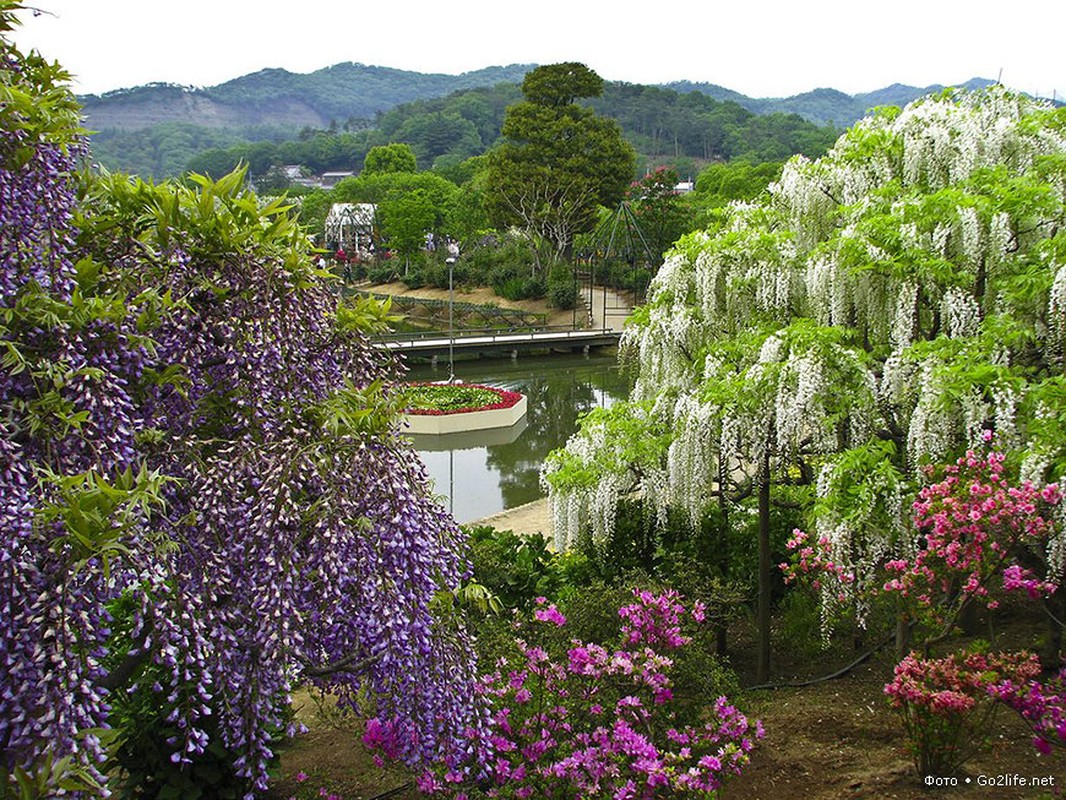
<box><xmin>484</xmin><ymin>63</ymin><xmax>636</xmax><ymax>268</ymax></box>
<box><xmin>362</xmin><ymin>141</ymin><xmax>418</xmax><ymax>175</ymax></box>
<box><xmin>520</xmin><ymin>61</ymin><xmax>604</xmax><ymax>107</ymax></box>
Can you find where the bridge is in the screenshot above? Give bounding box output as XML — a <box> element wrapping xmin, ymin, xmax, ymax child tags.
<box><xmin>375</xmin><ymin>327</ymin><xmax>622</xmax><ymax>361</ymax></box>
<box><xmin>367</xmin><ymin>282</ymin><xmax>633</xmax><ymax>362</ymax></box>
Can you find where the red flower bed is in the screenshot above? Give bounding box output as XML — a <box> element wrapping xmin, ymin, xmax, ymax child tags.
<box><xmin>400</xmin><ymin>382</ymin><xmax>523</xmax><ymax>416</ymax></box>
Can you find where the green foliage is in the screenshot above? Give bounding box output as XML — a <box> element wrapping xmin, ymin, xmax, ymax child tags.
<box><xmin>332</xmin><ymin>169</ymin><xmax>457</xmax><ymax>213</ymax></box>
<box><xmin>0</xmin><ymin>34</ymin><xmax>82</xmax><ymax>164</ymax></box>
<box><xmin>591</xmin><ymin>84</ymin><xmax>838</xmax><ymax>163</ymax></box>
<box><xmin>693</xmin><ymin>159</ymin><xmax>784</xmax><ymax>211</ymax></box>
<box><xmin>626</xmin><ymin>166</ymin><xmax>694</xmax><ymax>258</ymax></box>
<box><xmin>362</xmin><ymin>142</ymin><xmax>417</xmax><ymax>175</ymax></box>
<box><xmin>0</xmin><ymin>745</ymin><xmax>109</xmax><ymax>800</ymax></box>
<box><xmin>36</xmin><ymin>465</ymin><xmax>172</xmax><ymax>578</ymax></box>
<box><xmin>465</xmin><ymin>526</ymin><xmax>591</xmax><ymax>609</ymax></box>
<box><xmin>465</xmin><ymin>526</ymin><xmax>742</xmax><ymax>715</ymax></box>
<box><xmin>399</xmin><ymin>384</ymin><xmax>504</xmax><ymax>413</ymax></box>
<box><xmin>484</xmin><ymin>64</ymin><xmax>636</xmax><ymax>267</ymax></box>
<box><xmin>80</xmin><ymin>58</ymin><xmax>842</xmax><ymax>183</ymax></box>
<box><xmin>546</xmin><ymin>264</ymin><xmax>578</xmax><ymax>308</ymax></box>
<box><xmin>521</xmin><ymin>62</ymin><xmax>603</xmax><ymax>107</ymax></box>
<box><xmin>378</xmin><ymin>187</ymin><xmax>435</xmax><ymax>256</ymax></box>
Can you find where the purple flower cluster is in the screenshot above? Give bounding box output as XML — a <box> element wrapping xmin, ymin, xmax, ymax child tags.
<box><xmin>374</xmin><ymin>591</ymin><xmax>762</xmax><ymax>798</ymax></box>
<box><xmin>2</xmin><ymin>21</ymin><xmax>484</xmax><ymax>796</ymax></box>
<box><xmin>1</xmin><ymin>26</ymin><xmax>135</xmax><ymax>788</ymax></box>
<box><xmin>989</xmin><ymin>665</ymin><xmax>1066</xmax><ymax>755</ymax></box>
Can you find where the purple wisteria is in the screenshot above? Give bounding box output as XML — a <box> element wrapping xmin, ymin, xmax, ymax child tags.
<box><xmin>2</xmin><ymin>14</ymin><xmax>482</xmax><ymax>795</ymax></box>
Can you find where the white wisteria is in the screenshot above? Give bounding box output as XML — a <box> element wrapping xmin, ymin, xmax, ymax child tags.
<box><xmin>543</xmin><ymin>87</ymin><xmax>1066</xmax><ymax>611</ymax></box>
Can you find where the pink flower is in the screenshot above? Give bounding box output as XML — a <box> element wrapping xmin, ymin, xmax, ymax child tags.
<box><xmin>534</xmin><ymin>603</ymin><xmax>567</xmax><ymax>627</ymax></box>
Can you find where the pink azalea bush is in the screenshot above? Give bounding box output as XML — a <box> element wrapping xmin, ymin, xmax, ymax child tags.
<box><xmin>782</xmin><ymin>440</ymin><xmax>1066</xmax><ymax>771</ymax></box>
<box><xmin>884</xmin><ymin>650</ymin><xmax>1042</xmax><ymax>775</ymax></box>
<box><xmin>782</xmin><ymin>441</ymin><xmax>1062</xmax><ymax>621</ymax></box>
<box><xmin>368</xmin><ymin>591</ymin><xmax>762</xmax><ymax>798</ymax></box>
<box><xmin>885</xmin><ymin>441</ymin><xmax>1061</xmax><ymax>614</ymax></box>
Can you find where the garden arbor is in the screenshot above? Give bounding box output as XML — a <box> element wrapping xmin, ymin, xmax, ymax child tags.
<box><xmin>324</xmin><ymin>201</ymin><xmax>376</xmax><ymax>255</ymax></box>
<box><xmin>544</xmin><ymin>88</ymin><xmax>1066</xmax><ymax>682</ymax></box>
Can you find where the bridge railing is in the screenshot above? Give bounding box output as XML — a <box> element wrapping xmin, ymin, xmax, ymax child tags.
<box><xmin>375</xmin><ymin>324</ymin><xmax>591</xmax><ymax>344</ymax></box>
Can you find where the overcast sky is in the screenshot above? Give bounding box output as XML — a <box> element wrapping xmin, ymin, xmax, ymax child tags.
<box><xmin>10</xmin><ymin>1</ymin><xmax>1066</xmax><ymax>101</ymax></box>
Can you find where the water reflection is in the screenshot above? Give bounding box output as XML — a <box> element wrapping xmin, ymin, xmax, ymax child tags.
<box><xmin>404</xmin><ymin>353</ymin><xmax>632</xmax><ymax>523</ymax></box>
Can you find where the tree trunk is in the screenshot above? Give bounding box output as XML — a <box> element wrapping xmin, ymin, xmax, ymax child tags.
<box><xmin>716</xmin><ymin>459</ymin><xmax>730</xmax><ymax>657</ymax></box>
<box><xmin>895</xmin><ymin>611</ymin><xmax>911</xmax><ymax>661</ymax></box>
<box><xmin>756</xmin><ymin>452</ymin><xmax>772</xmax><ymax>684</ymax></box>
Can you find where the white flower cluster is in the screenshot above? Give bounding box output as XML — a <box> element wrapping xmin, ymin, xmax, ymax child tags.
<box><xmin>1049</xmin><ymin>264</ymin><xmax>1066</xmax><ymax>362</ymax></box>
<box><xmin>905</xmin><ymin>360</ymin><xmax>955</xmax><ymax>469</ymax></box>
<box><xmin>542</xmin><ymin>87</ymin><xmax>1066</xmax><ymax>590</ymax></box>
<box><xmin>668</xmin><ymin>393</ymin><xmax>719</xmax><ymax>528</ymax></box>
<box><xmin>941</xmin><ymin>286</ymin><xmax>981</xmax><ymax>339</ymax></box>
<box><xmin>815</xmin><ymin>459</ymin><xmax>907</xmax><ymax>636</ymax></box>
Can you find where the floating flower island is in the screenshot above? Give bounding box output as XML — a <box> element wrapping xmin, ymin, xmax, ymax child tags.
<box><xmin>399</xmin><ymin>382</ymin><xmax>527</xmax><ymax>435</ymax></box>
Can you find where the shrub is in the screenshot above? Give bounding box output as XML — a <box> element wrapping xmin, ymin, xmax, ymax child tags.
<box><xmin>466</xmin><ymin>526</ymin><xmax>575</xmax><ymax>610</ymax></box>
<box><xmin>378</xmin><ymin>591</ymin><xmax>760</xmax><ymax>798</ymax></box>
<box><xmin>547</xmin><ymin>265</ymin><xmax>578</xmax><ymax>309</ymax></box>
<box><xmin>884</xmin><ymin>649</ymin><xmax>1042</xmax><ymax>776</ymax></box>
<box><xmin>989</xmin><ymin>664</ymin><xmax>1066</xmax><ymax>755</ymax></box>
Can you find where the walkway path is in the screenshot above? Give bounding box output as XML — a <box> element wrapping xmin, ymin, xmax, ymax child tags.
<box><xmin>585</xmin><ymin>284</ymin><xmax>633</xmax><ymax>332</ymax></box>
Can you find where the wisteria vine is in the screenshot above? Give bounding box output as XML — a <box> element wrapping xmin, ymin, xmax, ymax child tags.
<box><xmin>1</xmin><ymin>11</ymin><xmax>482</xmax><ymax>795</ymax></box>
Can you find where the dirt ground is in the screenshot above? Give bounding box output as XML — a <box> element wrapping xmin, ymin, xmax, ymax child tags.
<box><xmin>268</xmin><ymin>657</ymin><xmax>1064</xmax><ymax>800</ymax></box>
<box><xmin>268</xmin><ymin>627</ymin><xmax>1065</xmax><ymax>800</ymax></box>
<box><xmin>363</xmin><ymin>281</ymin><xmax>580</xmax><ymax>330</ymax></box>
<box><xmin>721</xmin><ymin>659</ymin><xmax>1064</xmax><ymax>800</ymax></box>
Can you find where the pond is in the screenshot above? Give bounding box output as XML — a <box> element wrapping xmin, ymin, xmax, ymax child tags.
<box><xmin>405</xmin><ymin>352</ymin><xmax>633</xmax><ymax>523</ymax></box>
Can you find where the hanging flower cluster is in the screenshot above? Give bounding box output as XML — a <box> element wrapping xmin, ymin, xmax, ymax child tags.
<box><xmin>543</xmin><ymin>85</ymin><xmax>1066</xmax><ymax>649</ymax></box>
<box><xmin>2</xmin><ymin>18</ymin><xmax>483</xmax><ymax>796</ymax></box>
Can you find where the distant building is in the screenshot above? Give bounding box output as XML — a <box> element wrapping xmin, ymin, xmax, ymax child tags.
<box><xmin>320</xmin><ymin>171</ymin><xmax>355</xmax><ymax>188</ymax></box>
<box><xmin>674</xmin><ymin>180</ymin><xmax>695</xmax><ymax>194</ymax></box>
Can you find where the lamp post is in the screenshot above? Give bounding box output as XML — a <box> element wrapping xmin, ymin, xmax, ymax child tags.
<box><xmin>446</xmin><ymin>240</ymin><xmax>460</xmax><ymax>383</ymax></box>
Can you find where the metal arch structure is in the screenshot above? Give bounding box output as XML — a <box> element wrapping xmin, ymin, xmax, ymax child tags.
<box><xmin>324</xmin><ymin>203</ymin><xmax>377</xmax><ymax>256</ymax></box>
<box><xmin>578</xmin><ymin>201</ymin><xmax>657</xmax><ymax>327</ymax></box>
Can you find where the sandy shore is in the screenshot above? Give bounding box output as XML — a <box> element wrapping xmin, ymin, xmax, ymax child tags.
<box><xmin>470</xmin><ymin>497</ymin><xmax>552</xmax><ymax>543</ymax></box>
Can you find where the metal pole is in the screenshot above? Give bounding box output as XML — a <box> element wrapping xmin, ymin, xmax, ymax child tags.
<box><xmin>446</xmin><ymin>240</ymin><xmax>459</xmax><ymax>383</ymax></box>
<box><xmin>448</xmin><ymin>257</ymin><xmax>455</xmax><ymax>383</ymax></box>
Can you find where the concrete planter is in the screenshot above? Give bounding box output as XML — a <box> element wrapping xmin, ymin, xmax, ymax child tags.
<box><xmin>403</xmin><ymin>394</ymin><xmax>527</xmax><ymax>435</ymax></box>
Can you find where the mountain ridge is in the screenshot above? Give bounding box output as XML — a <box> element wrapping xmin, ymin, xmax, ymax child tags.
<box><xmin>79</xmin><ymin>62</ymin><xmax>1007</xmax><ymax>134</ymax></box>
<box><xmin>79</xmin><ymin>63</ymin><xmax>537</xmax><ymax>131</ymax></box>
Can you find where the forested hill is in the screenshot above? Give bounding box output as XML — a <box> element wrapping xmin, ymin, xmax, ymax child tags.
<box><xmin>78</xmin><ymin>62</ymin><xmax>535</xmax><ymax>131</ymax></box>
<box><xmin>81</xmin><ymin>61</ymin><xmax>1003</xmax><ymax>136</ymax></box>
<box><xmin>80</xmin><ymin>62</ymin><xmax>1005</xmax><ymax>179</ymax></box>
<box><xmin>663</xmin><ymin>77</ymin><xmax>1000</xmax><ymax>128</ymax></box>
